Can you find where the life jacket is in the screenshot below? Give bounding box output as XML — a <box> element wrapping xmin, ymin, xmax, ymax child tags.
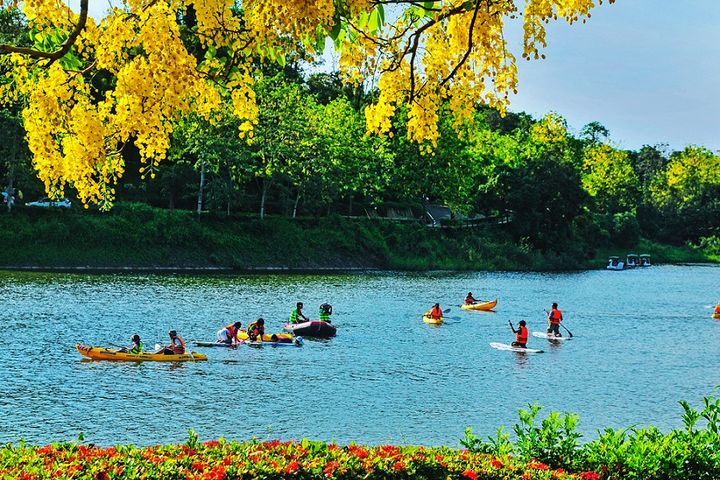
<box><xmin>289</xmin><ymin>309</ymin><xmax>300</xmax><ymax>323</ymax></box>
<box><xmin>430</xmin><ymin>306</ymin><xmax>442</xmax><ymax>319</ymax></box>
<box><xmin>319</xmin><ymin>306</ymin><xmax>331</xmax><ymax>322</ymax></box>
<box><xmin>714</xmin><ymin>304</ymin><xmax>720</xmax><ymax>315</ymax></box>
<box><xmin>129</xmin><ymin>341</ymin><xmax>143</xmax><ymax>354</ymax></box>
<box><xmin>170</xmin><ymin>335</ymin><xmax>186</xmax><ymax>354</ymax></box>
<box><xmin>549</xmin><ymin>308</ymin><xmax>562</xmax><ymax>325</ymax></box>
<box><xmin>225</xmin><ymin>323</ymin><xmax>239</xmax><ymax>337</ymax></box>
<box><xmin>516</xmin><ymin>326</ymin><xmax>528</xmax><ymax>344</ymax></box>
<box><xmin>465</xmin><ymin>296</ymin><xmax>475</xmax><ymax>305</ymax></box>
<box><xmin>247</xmin><ymin>322</ymin><xmax>264</xmax><ymax>337</ymax></box>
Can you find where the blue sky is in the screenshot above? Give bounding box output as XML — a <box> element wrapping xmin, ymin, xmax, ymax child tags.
<box><xmin>501</xmin><ymin>0</ymin><xmax>720</xmax><ymax>151</ymax></box>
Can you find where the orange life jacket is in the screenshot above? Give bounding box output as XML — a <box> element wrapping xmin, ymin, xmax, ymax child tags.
<box><xmin>225</xmin><ymin>324</ymin><xmax>239</xmax><ymax>337</ymax></box>
<box><xmin>171</xmin><ymin>335</ymin><xmax>186</xmax><ymax>354</ymax></box>
<box><xmin>714</xmin><ymin>304</ymin><xmax>720</xmax><ymax>315</ymax></box>
<box><xmin>516</xmin><ymin>326</ymin><xmax>528</xmax><ymax>344</ymax></box>
<box><xmin>430</xmin><ymin>306</ymin><xmax>442</xmax><ymax>319</ymax></box>
<box><xmin>549</xmin><ymin>308</ymin><xmax>562</xmax><ymax>325</ymax></box>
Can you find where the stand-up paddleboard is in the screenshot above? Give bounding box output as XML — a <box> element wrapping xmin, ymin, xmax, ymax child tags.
<box><xmin>194</xmin><ymin>341</ymin><xmax>237</xmax><ymax>348</ymax></box>
<box><xmin>532</xmin><ymin>332</ymin><xmax>571</xmax><ymax>341</ymax></box>
<box><xmin>490</xmin><ymin>342</ymin><xmax>543</xmax><ymax>353</ymax></box>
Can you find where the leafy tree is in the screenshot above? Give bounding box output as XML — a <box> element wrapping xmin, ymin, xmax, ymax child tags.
<box><xmin>581</xmin><ymin>144</ymin><xmax>639</xmax><ymax>213</ymax></box>
<box><xmin>579</xmin><ymin>121</ymin><xmax>610</xmax><ymax>145</ymax></box>
<box><xmin>0</xmin><ymin>0</ymin><xmax>615</xmax><ymax>206</ymax></box>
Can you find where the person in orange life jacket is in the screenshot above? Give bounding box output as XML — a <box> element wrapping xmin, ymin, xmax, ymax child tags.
<box><xmin>464</xmin><ymin>292</ymin><xmax>478</xmax><ymax>304</ymax></box>
<box><xmin>510</xmin><ymin>320</ymin><xmax>528</xmax><ymax>348</ymax></box>
<box><xmin>546</xmin><ymin>303</ymin><xmax>563</xmax><ymax>337</ymax></box>
<box><xmin>247</xmin><ymin>318</ymin><xmax>265</xmax><ymax>341</ymax></box>
<box><xmin>216</xmin><ymin>321</ymin><xmax>242</xmax><ymax>344</ymax></box>
<box><xmin>162</xmin><ymin>330</ymin><xmax>186</xmax><ymax>354</ymax></box>
<box><xmin>429</xmin><ymin>303</ymin><xmax>443</xmax><ymax>319</ymax></box>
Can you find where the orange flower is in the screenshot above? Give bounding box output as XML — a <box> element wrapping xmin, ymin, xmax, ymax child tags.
<box><xmin>323</xmin><ymin>460</ymin><xmax>340</xmax><ymax>477</ymax></box>
<box><xmin>392</xmin><ymin>461</ymin><xmax>405</xmax><ymax>471</ymax></box>
<box><xmin>347</xmin><ymin>445</ymin><xmax>368</xmax><ymax>459</ymax></box>
<box><xmin>528</xmin><ymin>461</ymin><xmax>549</xmax><ymax>470</ymax></box>
<box><xmin>284</xmin><ymin>460</ymin><xmax>300</xmax><ymax>474</ymax></box>
<box><xmin>462</xmin><ymin>469</ymin><xmax>478</xmax><ymax>480</ymax></box>
<box><xmin>491</xmin><ymin>459</ymin><xmax>504</xmax><ymax>469</ymax></box>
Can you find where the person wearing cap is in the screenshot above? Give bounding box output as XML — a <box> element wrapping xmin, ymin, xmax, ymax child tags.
<box><xmin>120</xmin><ymin>334</ymin><xmax>143</xmax><ymax>354</ymax></box>
<box><xmin>162</xmin><ymin>330</ymin><xmax>186</xmax><ymax>354</ymax></box>
<box><xmin>289</xmin><ymin>302</ymin><xmax>310</xmax><ymax>324</ymax></box>
<box><xmin>216</xmin><ymin>321</ymin><xmax>242</xmax><ymax>345</ymax></box>
<box><xmin>246</xmin><ymin>318</ymin><xmax>265</xmax><ymax>341</ymax></box>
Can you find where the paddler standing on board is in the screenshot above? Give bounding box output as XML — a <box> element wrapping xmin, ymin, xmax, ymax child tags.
<box><xmin>509</xmin><ymin>320</ymin><xmax>528</xmax><ymax>348</ymax></box>
<box><xmin>546</xmin><ymin>303</ymin><xmax>563</xmax><ymax>337</ymax></box>
<box><xmin>289</xmin><ymin>302</ymin><xmax>310</xmax><ymax>324</ymax></box>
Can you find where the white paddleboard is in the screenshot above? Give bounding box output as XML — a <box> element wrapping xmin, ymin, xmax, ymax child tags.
<box><xmin>532</xmin><ymin>332</ymin><xmax>571</xmax><ymax>341</ymax></box>
<box><xmin>490</xmin><ymin>342</ymin><xmax>543</xmax><ymax>353</ymax></box>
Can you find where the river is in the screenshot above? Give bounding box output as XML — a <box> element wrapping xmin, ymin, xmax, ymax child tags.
<box><xmin>1</xmin><ymin>265</ymin><xmax>718</xmax><ymax>447</ymax></box>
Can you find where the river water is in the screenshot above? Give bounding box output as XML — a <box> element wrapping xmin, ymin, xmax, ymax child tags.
<box><xmin>1</xmin><ymin>265</ymin><xmax>718</xmax><ymax>447</ymax></box>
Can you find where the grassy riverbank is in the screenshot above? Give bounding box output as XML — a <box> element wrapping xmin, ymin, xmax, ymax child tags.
<box><xmin>0</xmin><ymin>203</ymin><xmax>712</xmax><ymax>271</ymax></box>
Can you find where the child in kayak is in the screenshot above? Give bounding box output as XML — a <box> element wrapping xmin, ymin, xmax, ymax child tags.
<box><xmin>509</xmin><ymin>320</ymin><xmax>528</xmax><ymax>348</ymax></box>
<box><xmin>120</xmin><ymin>334</ymin><xmax>143</xmax><ymax>354</ymax></box>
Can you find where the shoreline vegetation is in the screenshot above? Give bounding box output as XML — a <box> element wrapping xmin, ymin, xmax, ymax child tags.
<box><xmin>3</xmin><ymin>394</ymin><xmax>719</xmax><ymax>479</ymax></box>
<box><xmin>1</xmin><ymin>204</ymin><xmax>714</xmax><ymax>273</ymax></box>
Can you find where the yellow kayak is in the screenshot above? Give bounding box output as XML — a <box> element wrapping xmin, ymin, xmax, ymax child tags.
<box><xmin>422</xmin><ymin>314</ymin><xmax>443</xmax><ymax>325</ymax></box>
<box><xmin>460</xmin><ymin>299</ymin><xmax>498</xmax><ymax>311</ymax></box>
<box><xmin>76</xmin><ymin>343</ymin><xmax>207</xmax><ymax>362</ymax></box>
<box><xmin>236</xmin><ymin>331</ymin><xmax>295</xmax><ymax>342</ymax></box>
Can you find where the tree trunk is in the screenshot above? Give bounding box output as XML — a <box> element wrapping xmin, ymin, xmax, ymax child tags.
<box><xmin>260</xmin><ymin>178</ymin><xmax>268</xmax><ymax>220</ymax></box>
<box><xmin>348</xmin><ymin>195</ymin><xmax>354</xmax><ymax>216</ymax></box>
<box><xmin>292</xmin><ymin>190</ymin><xmax>301</xmax><ymax>219</ymax></box>
<box><xmin>196</xmin><ymin>157</ymin><xmax>205</xmax><ymax>216</ymax></box>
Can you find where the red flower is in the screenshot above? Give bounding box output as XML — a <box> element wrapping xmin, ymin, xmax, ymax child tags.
<box><xmin>392</xmin><ymin>461</ymin><xmax>405</xmax><ymax>471</ymax></box>
<box><xmin>378</xmin><ymin>445</ymin><xmax>400</xmax><ymax>457</ymax></box>
<box><xmin>552</xmin><ymin>468</ymin><xmax>566</xmax><ymax>478</ymax></box>
<box><xmin>347</xmin><ymin>445</ymin><xmax>368</xmax><ymax>459</ymax></box>
<box><xmin>284</xmin><ymin>460</ymin><xmax>300</xmax><ymax>474</ymax></box>
<box><xmin>328</xmin><ymin>444</ymin><xmax>341</xmax><ymax>451</ymax></box>
<box><xmin>205</xmin><ymin>465</ymin><xmax>226</xmax><ymax>480</ymax></box>
<box><xmin>462</xmin><ymin>469</ymin><xmax>478</xmax><ymax>480</ymax></box>
<box><xmin>192</xmin><ymin>461</ymin><xmax>207</xmax><ymax>471</ymax></box>
<box><xmin>263</xmin><ymin>440</ymin><xmax>281</xmax><ymax>449</ymax></box>
<box><xmin>203</xmin><ymin>440</ymin><xmax>220</xmax><ymax>448</ymax></box>
<box><xmin>323</xmin><ymin>460</ymin><xmax>341</xmax><ymax>477</ymax></box>
<box><xmin>580</xmin><ymin>472</ymin><xmax>600</xmax><ymax>480</ymax></box>
<box><xmin>491</xmin><ymin>459</ymin><xmax>504</xmax><ymax>469</ymax></box>
<box><xmin>528</xmin><ymin>461</ymin><xmax>549</xmax><ymax>470</ymax></box>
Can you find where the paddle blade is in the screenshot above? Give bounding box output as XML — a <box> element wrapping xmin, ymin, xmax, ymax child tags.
<box><xmin>443</xmin><ymin>308</ymin><xmax>451</xmax><ymax>313</ymax></box>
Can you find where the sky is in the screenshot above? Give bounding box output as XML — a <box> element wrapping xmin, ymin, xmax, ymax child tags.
<box><xmin>499</xmin><ymin>0</ymin><xmax>720</xmax><ymax>152</ymax></box>
<box><xmin>78</xmin><ymin>0</ymin><xmax>719</xmax><ymax>152</ymax></box>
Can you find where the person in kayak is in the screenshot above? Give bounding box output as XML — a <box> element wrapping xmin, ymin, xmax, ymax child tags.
<box><xmin>120</xmin><ymin>334</ymin><xmax>143</xmax><ymax>353</ymax></box>
<box><xmin>247</xmin><ymin>318</ymin><xmax>265</xmax><ymax>341</ymax></box>
<box><xmin>546</xmin><ymin>303</ymin><xmax>563</xmax><ymax>337</ymax></box>
<box><xmin>289</xmin><ymin>302</ymin><xmax>310</xmax><ymax>324</ymax></box>
<box><xmin>464</xmin><ymin>292</ymin><xmax>478</xmax><ymax>304</ymax></box>
<box><xmin>319</xmin><ymin>303</ymin><xmax>333</xmax><ymax>323</ymax></box>
<box><xmin>429</xmin><ymin>303</ymin><xmax>443</xmax><ymax>320</ymax></box>
<box><xmin>216</xmin><ymin>321</ymin><xmax>242</xmax><ymax>344</ymax></box>
<box><xmin>161</xmin><ymin>330</ymin><xmax>186</xmax><ymax>355</ymax></box>
<box><xmin>509</xmin><ymin>320</ymin><xmax>528</xmax><ymax>348</ymax></box>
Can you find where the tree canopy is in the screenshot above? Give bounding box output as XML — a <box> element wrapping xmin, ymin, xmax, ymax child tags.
<box><xmin>0</xmin><ymin>0</ymin><xmax>614</xmax><ymax>207</ymax></box>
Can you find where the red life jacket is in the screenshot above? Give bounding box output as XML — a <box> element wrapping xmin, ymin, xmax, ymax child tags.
<box><xmin>516</xmin><ymin>326</ymin><xmax>528</xmax><ymax>344</ymax></box>
<box><xmin>171</xmin><ymin>335</ymin><xmax>186</xmax><ymax>354</ymax></box>
<box><xmin>714</xmin><ymin>304</ymin><xmax>720</xmax><ymax>315</ymax></box>
<box><xmin>549</xmin><ymin>308</ymin><xmax>562</xmax><ymax>325</ymax></box>
<box><xmin>430</xmin><ymin>306</ymin><xmax>442</xmax><ymax>319</ymax></box>
<box><xmin>225</xmin><ymin>324</ymin><xmax>238</xmax><ymax>337</ymax></box>
<box><xmin>465</xmin><ymin>296</ymin><xmax>475</xmax><ymax>304</ymax></box>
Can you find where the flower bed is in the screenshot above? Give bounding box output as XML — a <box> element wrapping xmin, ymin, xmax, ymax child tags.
<box><xmin>0</xmin><ymin>437</ymin><xmax>596</xmax><ymax>480</ymax></box>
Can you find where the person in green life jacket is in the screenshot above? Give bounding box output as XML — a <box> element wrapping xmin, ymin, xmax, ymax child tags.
<box><xmin>246</xmin><ymin>318</ymin><xmax>265</xmax><ymax>341</ymax></box>
<box><xmin>120</xmin><ymin>334</ymin><xmax>142</xmax><ymax>354</ymax></box>
<box><xmin>319</xmin><ymin>303</ymin><xmax>333</xmax><ymax>323</ymax></box>
<box><xmin>289</xmin><ymin>302</ymin><xmax>310</xmax><ymax>324</ymax></box>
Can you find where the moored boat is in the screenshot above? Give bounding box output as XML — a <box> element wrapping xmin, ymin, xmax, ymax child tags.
<box><xmin>76</xmin><ymin>343</ymin><xmax>207</xmax><ymax>362</ymax></box>
<box><xmin>626</xmin><ymin>253</ymin><xmax>639</xmax><ymax>268</ymax></box>
<box><xmin>283</xmin><ymin>320</ymin><xmax>336</xmax><ymax>338</ymax></box>
<box><xmin>639</xmin><ymin>254</ymin><xmax>652</xmax><ymax>267</ymax></box>
<box><xmin>460</xmin><ymin>299</ymin><xmax>498</xmax><ymax>311</ymax></box>
<box><xmin>606</xmin><ymin>256</ymin><xmax>625</xmax><ymax>270</ymax></box>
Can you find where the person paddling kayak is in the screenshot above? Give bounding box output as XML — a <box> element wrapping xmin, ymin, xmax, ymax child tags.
<box><xmin>161</xmin><ymin>330</ymin><xmax>186</xmax><ymax>354</ymax></box>
<box><xmin>120</xmin><ymin>334</ymin><xmax>143</xmax><ymax>353</ymax></box>
<box><xmin>546</xmin><ymin>303</ymin><xmax>563</xmax><ymax>337</ymax></box>
<box><xmin>289</xmin><ymin>302</ymin><xmax>310</xmax><ymax>324</ymax></box>
<box><xmin>509</xmin><ymin>320</ymin><xmax>528</xmax><ymax>348</ymax></box>
<box><xmin>429</xmin><ymin>303</ymin><xmax>443</xmax><ymax>320</ymax></box>
<box><xmin>216</xmin><ymin>322</ymin><xmax>242</xmax><ymax>345</ymax></box>
<box><xmin>464</xmin><ymin>292</ymin><xmax>478</xmax><ymax>305</ymax></box>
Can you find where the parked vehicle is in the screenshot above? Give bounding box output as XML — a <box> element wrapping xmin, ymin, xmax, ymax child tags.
<box><xmin>26</xmin><ymin>197</ymin><xmax>71</xmax><ymax>209</ymax></box>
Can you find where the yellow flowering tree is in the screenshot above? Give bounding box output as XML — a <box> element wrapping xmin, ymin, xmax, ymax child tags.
<box><xmin>0</xmin><ymin>0</ymin><xmax>614</xmax><ymax>208</ymax></box>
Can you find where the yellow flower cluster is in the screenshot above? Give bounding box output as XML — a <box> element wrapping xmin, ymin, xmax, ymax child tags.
<box><xmin>0</xmin><ymin>0</ymin><xmax>611</xmax><ymax>207</ymax></box>
<box><xmin>530</xmin><ymin>113</ymin><xmax>568</xmax><ymax>144</ymax></box>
